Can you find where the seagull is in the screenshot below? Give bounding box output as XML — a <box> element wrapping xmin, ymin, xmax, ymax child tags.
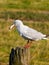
<box><xmin>9</xmin><ymin>20</ymin><xmax>49</xmax><ymax>48</ymax></box>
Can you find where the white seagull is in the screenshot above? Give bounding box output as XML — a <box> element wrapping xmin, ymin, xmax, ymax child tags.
<box><xmin>9</xmin><ymin>20</ymin><xmax>49</xmax><ymax>48</ymax></box>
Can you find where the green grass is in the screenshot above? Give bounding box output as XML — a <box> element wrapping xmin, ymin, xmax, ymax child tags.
<box><xmin>0</xmin><ymin>0</ymin><xmax>49</xmax><ymax>65</ymax></box>
<box><xmin>0</xmin><ymin>20</ymin><xmax>49</xmax><ymax>65</ymax></box>
<box><xmin>0</xmin><ymin>0</ymin><xmax>49</xmax><ymax>22</ymax></box>
<box><xmin>0</xmin><ymin>0</ymin><xmax>49</xmax><ymax>10</ymax></box>
<box><xmin>0</xmin><ymin>11</ymin><xmax>49</xmax><ymax>21</ymax></box>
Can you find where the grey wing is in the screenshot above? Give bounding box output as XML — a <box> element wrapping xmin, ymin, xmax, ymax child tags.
<box><xmin>22</xmin><ymin>26</ymin><xmax>46</xmax><ymax>40</ymax></box>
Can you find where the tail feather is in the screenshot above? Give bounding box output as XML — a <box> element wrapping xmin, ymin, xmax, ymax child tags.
<box><xmin>46</xmin><ymin>35</ymin><xmax>49</xmax><ymax>38</ymax></box>
<box><xmin>43</xmin><ymin>35</ymin><xmax>49</xmax><ymax>40</ymax></box>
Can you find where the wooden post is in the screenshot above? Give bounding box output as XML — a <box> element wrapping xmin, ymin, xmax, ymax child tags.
<box><xmin>9</xmin><ymin>47</ymin><xmax>30</xmax><ymax>65</ymax></box>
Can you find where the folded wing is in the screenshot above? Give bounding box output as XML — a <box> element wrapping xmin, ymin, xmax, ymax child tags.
<box><xmin>22</xmin><ymin>25</ymin><xmax>46</xmax><ymax>40</ymax></box>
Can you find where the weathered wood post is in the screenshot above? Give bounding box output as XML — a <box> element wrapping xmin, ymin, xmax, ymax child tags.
<box><xmin>9</xmin><ymin>47</ymin><xmax>30</xmax><ymax>65</ymax></box>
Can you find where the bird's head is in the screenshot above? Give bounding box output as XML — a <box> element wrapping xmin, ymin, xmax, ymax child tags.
<box><xmin>9</xmin><ymin>20</ymin><xmax>23</xmax><ymax>30</ymax></box>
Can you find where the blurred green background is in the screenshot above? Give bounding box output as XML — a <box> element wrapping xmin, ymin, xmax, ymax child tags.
<box><xmin>0</xmin><ymin>0</ymin><xmax>49</xmax><ymax>65</ymax></box>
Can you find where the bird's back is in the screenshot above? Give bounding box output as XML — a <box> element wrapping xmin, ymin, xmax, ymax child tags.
<box><xmin>22</xmin><ymin>25</ymin><xmax>46</xmax><ymax>40</ymax></box>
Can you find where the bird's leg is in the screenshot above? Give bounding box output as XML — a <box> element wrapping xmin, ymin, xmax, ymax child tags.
<box><xmin>27</xmin><ymin>40</ymin><xmax>32</xmax><ymax>48</ymax></box>
<box><xmin>27</xmin><ymin>40</ymin><xmax>29</xmax><ymax>44</ymax></box>
<box><xmin>24</xmin><ymin>40</ymin><xmax>32</xmax><ymax>48</ymax></box>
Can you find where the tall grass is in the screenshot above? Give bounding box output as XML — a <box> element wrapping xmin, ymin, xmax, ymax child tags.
<box><xmin>0</xmin><ymin>11</ymin><xmax>49</xmax><ymax>21</ymax></box>
<box><xmin>0</xmin><ymin>20</ymin><xmax>49</xmax><ymax>65</ymax></box>
<box><xmin>0</xmin><ymin>0</ymin><xmax>49</xmax><ymax>10</ymax></box>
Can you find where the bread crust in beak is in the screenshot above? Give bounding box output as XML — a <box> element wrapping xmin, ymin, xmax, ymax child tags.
<box><xmin>9</xmin><ymin>24</ymin><xmax>15</xmax><ymax>30</ymax></box>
